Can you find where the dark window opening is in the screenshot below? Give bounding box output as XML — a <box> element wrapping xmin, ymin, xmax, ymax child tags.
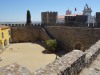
<box><xmin>2</xmin><ymin>32</ymin><xmax>4</xmax><ymax>38</ymax></box>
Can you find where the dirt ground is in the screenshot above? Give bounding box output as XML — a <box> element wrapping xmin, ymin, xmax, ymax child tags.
<box><xmin>0</xmin><ymin>43</ymin><xmax>56</xmax><ymax>72</ymax></box>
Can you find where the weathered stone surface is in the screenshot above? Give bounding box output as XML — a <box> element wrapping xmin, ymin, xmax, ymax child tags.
<box><xmin>45</xmin><ymin>26</ymin><xmax>100</xmax><ymax>51</ymax></box>
<box><xmin>0</xmin><ymin>63</ymin><xmax>32</xmax><ymax>75</ymax></box>
<box><xmin>85</xmin><ymin>40</ymin><xmax>100</xmax><ymax>65</ymax></box>
<box><xmin>11</xmin><ymin>26</ymin><xmax>50</xmax><ymax>43</ymax></box>
<box><xmin>10</xmin><ymin>26</ymin><xmax>100</xmax><ymax>52</ymax></box>
<box><xmin>34</xmin><ymin>50</ymin><xmax>85</xmax><ymax>75</ymax></box>
<box><xmin>79</xmin><ymin>54</ymin><xmax>100</xmax><ymax>75</ymax></box>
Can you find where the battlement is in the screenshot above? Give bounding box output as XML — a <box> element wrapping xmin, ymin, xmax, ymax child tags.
<box><xmin>41</xmin><ymin>11</ymin><xmax>58</xmax><ymax>24</ymax></box>
<box><xmin>2</xmin><ymin>24</ymin><xmax>26</xmax><ymax>27</ymax></box>
<box><xmin>42</xmin><ymin>11</ymin><xmax>57</xmax><ymax>15</ymax></box>
<box><xmin>1</xmin><ymin>23</ymin><xmax>47</xmax><ymax>27</ymax></box>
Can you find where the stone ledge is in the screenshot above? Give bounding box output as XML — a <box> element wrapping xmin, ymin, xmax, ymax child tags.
<box><xmin>34</xmin><ymin>50</ymin><xmax>85</xmax><ymax>75</ymax></box>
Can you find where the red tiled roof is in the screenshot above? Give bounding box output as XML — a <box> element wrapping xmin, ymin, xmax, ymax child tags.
<box><xmin>58</xmin><ymin>13</ymin><xmax>83</xmax><ymax>19</ymax></box>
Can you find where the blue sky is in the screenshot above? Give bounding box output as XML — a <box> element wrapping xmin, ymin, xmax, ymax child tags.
<box><xmin>0</xmin><ymin>0</ymin><xmax>99</xmax><ymax>22</ymax></box>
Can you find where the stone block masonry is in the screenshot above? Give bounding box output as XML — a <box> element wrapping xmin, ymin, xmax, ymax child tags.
<box><xmin>85</xmin><ymin>40</ymin><xmax>100</xmax><ymax>66</ymax></box>
<box><xmin>34</xmin><ymin>50</ymin><xmax>86</xmax><ymax>75</ymax></box>
<box><xmin>0</xmin><ymin>63</ymin><xmax>32</xmax><ymax>75</ymax></box>
<box><xmin>11</xmin><ymin>26</ymin><xmax>50</xmax><ymax>43</ymax></box>
<box><xmin>8</xmin><ymin>25</ymin><xmax>100</xmax><ymax>52</ymax></box>
<box><xmin>44</xmin><ymin>26</ymin><xmax>100</xmax><ymax>52</ymax></box>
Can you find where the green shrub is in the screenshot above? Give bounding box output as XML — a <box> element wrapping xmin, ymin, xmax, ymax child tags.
<box><xmin>45</xmin><ymin>39</ymin><xmax>57</xmax><ymax>52</ymax></box>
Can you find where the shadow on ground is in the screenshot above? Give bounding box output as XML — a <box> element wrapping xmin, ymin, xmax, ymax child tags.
<box><xmin>35</xmin><ymin>40</ymin><xmax>67</xmax><ymax>57</ymax></box>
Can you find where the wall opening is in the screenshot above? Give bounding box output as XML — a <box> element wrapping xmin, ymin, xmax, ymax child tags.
<box><xmin>74</xmin><ymin>43</ymin><xmax>82</xmax><ymax>50</ymax></box>
<box><xmin>4</xmin><ymin>39</ymin><xmax>7</xmax><ymax>46</ymax></box>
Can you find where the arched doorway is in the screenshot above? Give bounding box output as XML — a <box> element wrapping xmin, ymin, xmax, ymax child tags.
<box><xmin>0</xmin><ymin>42</ymin><xmax>2</xmax><ymax>49</ymax></box>
<box><xmin>4</xmin><ymin>39</ymin><xmax>7</xmax><ymax>46</ymax></box>
<box><xmin>74</xmin><ymin>43</ymin><xmax>82</xmax><ymax>50</ymax></box>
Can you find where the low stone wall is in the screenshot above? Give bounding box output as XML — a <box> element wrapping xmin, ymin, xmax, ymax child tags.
<box><xmin>34</xmin><ymin>40</ymin><xmax>100</xmax><ymax>75</ymax></box>
<box><xmin>34</xmin><ymin>50</ymin><xmax>85</xmax><ymax>75</ymax></box>
<box><xmin>0</xmin><ymin>63</ymin><xmax>32</xmax><ymax>75</ymax></box>
<box><xmin>85</xmin><ymin>40</ymin><xmax>100</xmax><ymax>66</ymax></box>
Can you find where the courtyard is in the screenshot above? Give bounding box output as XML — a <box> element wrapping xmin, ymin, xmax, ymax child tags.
<box><xmin>0</xmin><ymin>43</ymin><xmax>56</xmax><ymax>72</ymax></box>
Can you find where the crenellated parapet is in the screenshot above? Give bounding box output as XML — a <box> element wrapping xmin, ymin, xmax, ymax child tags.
<box><xmin>1</xmin><ymin>23</ymin><xmax>48</xmax><ymax>27</ymax></box>
<box><xmin>41</xmin><ymin>11</ymin><xmax>58</xmax><ymax>24</ymax></box>
<box><xmin>1</xmin><ymin>24</ymin><xmax>27</xmax><ymax>27</ymax></box>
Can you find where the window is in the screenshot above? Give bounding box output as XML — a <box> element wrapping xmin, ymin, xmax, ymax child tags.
<box><xmin>2</xmin><ymin>32</ymin><xmax>4</xmax><ymax>38</ymax></box>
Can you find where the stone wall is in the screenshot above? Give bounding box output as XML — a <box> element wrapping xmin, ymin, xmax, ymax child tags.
<box><xmin>11</xmin><ymin>26</ymin><xmax>50</xmax><ymax>43</ymax></box>
<box><xmin>45</xmin><ymin>26</ymin><xmax>100</xmax><ymax>52</ymax></box>
<box><xmin>34</xmin><ymin>50</ymin><xmax>85</xmax><ymax>75</ymax></box>
<box><xmin>85</xmin><ymin>40</ymin><xmax>100</xmax><ymax>66</ymax></box>
<box><xmin>34</xmin><ymin>40</ymin><xmax>100</xmax><ymax>75</ymax></box>
<box><xmin>10</xmin><ymin>26</ymin><xmax>100</xmax><ymax>52</ymax></box>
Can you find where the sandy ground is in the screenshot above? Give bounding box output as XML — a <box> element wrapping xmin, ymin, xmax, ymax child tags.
<box><xmin>79</xmin><ymin>54</ymin><xmax>100</xmax><ymax>75</ymax></box>
<box><xmin>0</xmin><ymin>43</ymin><xmax>56</xmax><ymax>72</ymax></box>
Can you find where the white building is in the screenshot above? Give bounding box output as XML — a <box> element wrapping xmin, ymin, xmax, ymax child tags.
<box><xmin>57</xmin><ymin>4</ymin><xmax>96</xmax><ymax>25</ymax></box>
<box><xmin>83</xmin><ymin>4</ymin><xmax>95</xmax><ymax>25</ymax></box>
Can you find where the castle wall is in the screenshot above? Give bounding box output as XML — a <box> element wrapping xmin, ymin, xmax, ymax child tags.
<box><xmin>10</xmin><ymin>25</ymin><xmax>100</xmax><ymax>52</ymax></box>
<box><xmin>44</xmin><ymin>26</ymin><xmax>100</xmax><ymax>52</ymax></box>
<box><xmin>11</xmin><ymin>26</ymin><xmax>50</xmax><ymax>43</ymax></box>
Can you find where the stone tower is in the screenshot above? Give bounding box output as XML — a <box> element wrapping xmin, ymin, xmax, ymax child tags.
<box><xmin>96</xmin><ymin>12</ymin><xmax>100</xmax><ymax>27</ymax></box>
<box><xmin>41</xmin><ymin>12</ymin><xmax>58</xmax><ymax>24</ymax></box>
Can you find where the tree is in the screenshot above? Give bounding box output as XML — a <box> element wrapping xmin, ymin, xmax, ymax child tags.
<box><xmin>45</xmin><ymin>39</ymin><xmax>57</xmax><ymax>52</ymax></box>
<box><xmin>26</xmin><ymin>10</ymin><xmax>31</xmax><ymax>24</ymax></box>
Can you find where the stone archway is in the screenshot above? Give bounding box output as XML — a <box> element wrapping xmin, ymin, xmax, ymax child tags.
<box><xmin>74</xmin><ymin>42</ymin><xmax>83</xmax><ymax>50</ymax></box>
<box><xmin>4</xmin><ymin>39</ymin><xmax>7</xmax><ymax>46</ymax></box>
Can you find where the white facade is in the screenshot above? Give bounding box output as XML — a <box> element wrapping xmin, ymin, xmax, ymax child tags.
<box><xmin>83</xmin><ymin>4</ymin><xmax>95</xmax><ymax>24</ymax></box>
<box><xmin>57</xmin><ymin>4</ymin><xmax>96</xmax><ymax>24</ymax></box>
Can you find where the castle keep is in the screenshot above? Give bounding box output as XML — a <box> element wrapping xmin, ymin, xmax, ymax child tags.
<box><xmin>41</xmin><ymin>12</ymin><xmax>58</xmax><ymax>24</ymax></box>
